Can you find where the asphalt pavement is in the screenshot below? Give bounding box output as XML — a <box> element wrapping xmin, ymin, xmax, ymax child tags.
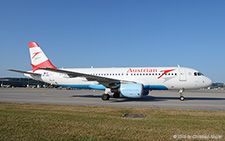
<box><xmin>0</xmin><ymin>88</ymin><xmax>225</xmax><ymax>111</ymax></box>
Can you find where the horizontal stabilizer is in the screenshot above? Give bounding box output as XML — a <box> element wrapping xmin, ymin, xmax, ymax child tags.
<box><xmin>7</xmin><ymin>69</ymin><xmax>41</xmax><ymax>76</ymax></box>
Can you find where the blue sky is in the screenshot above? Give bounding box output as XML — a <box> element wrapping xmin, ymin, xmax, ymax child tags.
<box><xmin>0</xmin><ymin>0</ymin><xmax>224</xmax><ymax>83</ymax></box>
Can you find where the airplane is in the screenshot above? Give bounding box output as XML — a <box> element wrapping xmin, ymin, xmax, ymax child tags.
<box><xmin>8</xmin><ymin>42</ymin><xmax>213</xmax><ymax>101</ymax></box>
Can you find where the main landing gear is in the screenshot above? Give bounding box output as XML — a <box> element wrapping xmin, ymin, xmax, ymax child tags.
<box><xmin>101</xmin><ymin>88</ymin><xmax>121</xmax><ymax>100</ymax></box>
<box><xmin>101</xmin><ymin>92</ymin><xmax>120</xmax><ymax>101</ymax></box>
<box><xmin>101</xmin><ymin>94</ymin><xmax>110</xmax><ymax>100</ymax></box>
<box><xmin>179</xmin><ymin>89</ymin><xmax>185</xmax><ymax>101</ymax></box>
<box><xmin>113</xmin><ymin>92</ymin><xmax>120</xmax><ymax>98</ymax></box>
<box><xmin>102</xmin><ymin>88</ymin><xmax>111</xmax><ymax>101</ymax></box>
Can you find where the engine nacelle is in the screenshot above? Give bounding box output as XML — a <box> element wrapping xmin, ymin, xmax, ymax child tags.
<box><xmin>142</xmin><ymin>89</ymin><xmax>149</xmax><ymax>96</ymax></box>
<box><xmin>119</xmin><ymin>83</ymin><xmax>143</xmax><ymax>98</ymax></box>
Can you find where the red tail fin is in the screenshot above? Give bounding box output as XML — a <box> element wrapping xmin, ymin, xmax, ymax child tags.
<box><xmin>29</xmin><ymin>42</ymin><xmax>57</xmax><ymax>72</ymax></box>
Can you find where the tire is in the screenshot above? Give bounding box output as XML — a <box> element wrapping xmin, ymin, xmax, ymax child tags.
<box><xmin>180</xmin><ymin>96</ymin><xmax>185</xmax><ymax>101</ymax></box>
<box><xmin>101</xmin><ymin>94</ymin><xmax>110</xmax><ymax>100</ymax></box>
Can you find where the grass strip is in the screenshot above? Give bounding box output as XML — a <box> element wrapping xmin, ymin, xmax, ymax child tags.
<box><xmin>0</xmin><ymin>102</ymin><xmax>224</xmax><ymax>140</ymax></box>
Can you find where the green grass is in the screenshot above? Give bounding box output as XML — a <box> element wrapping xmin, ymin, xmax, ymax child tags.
<box><xmin>0</xmin><ymin>102</ymin><xmax>224</xmax><ymax>140</ymax></box>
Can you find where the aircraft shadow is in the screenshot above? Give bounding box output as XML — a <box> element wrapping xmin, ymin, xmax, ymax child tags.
<box><xmin>72</xmin><ymin>95</ymin><xmax>102</xmax><ymax>98</ymax></box>
<box><xmin>71</xmin><ymin>95</ymin><xmax>225</xmax><ymax>102</ymax></box>
<box><xmin>112</xmin><ymin>96</ymin><xmax>225</xmax><ymax>102</ymax></box>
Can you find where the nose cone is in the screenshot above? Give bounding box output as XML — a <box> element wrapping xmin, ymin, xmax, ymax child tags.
<box><xmin>205</xmin><ymin>77</ymin><xmax>213</xmax><ymax>87</ymax></box>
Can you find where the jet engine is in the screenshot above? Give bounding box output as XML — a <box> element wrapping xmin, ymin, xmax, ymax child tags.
<box><xmin>119</xmin><ymin>83</ymin><xmax>143</xmax><ymax>98</ymax></box>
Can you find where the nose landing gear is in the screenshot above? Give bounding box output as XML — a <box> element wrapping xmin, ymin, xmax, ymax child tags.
<box><xmin>180</xmin><ymin>96</ymin><xmax>185</xmax><ymax>101</ymax></box>
<box><xmin>179</xmin><ymin>89</ymin><xmax>185</xmax><ymax>101</ymax></box>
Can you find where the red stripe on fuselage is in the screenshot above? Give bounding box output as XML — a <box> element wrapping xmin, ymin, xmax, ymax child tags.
<box><xmin>158</xmin><ymin>69</ymin><xmax>175</xmax><ymax>79</ymax></box>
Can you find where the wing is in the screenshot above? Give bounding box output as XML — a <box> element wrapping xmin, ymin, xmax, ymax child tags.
<box><xmin>39</xmin><ymin>67</ymin><xmax>133</xmax><ymax>88</ymax></box>
<box><xmin>7</xmin><ymin>69</ymin><xmax>41</xmax><ymax>76</ymax></box>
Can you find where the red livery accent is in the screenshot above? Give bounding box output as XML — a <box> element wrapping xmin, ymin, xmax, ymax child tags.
<box><xmin>32</xmin><ymin>51</ymin><xmax>42</xmax><ymax>59</ymax></box>
<box><xmin>158</xmin><ymin>69</ymin><xmax>175</xmax><ymax>79</ymax></box>
<box><xmin>31</xmin><ymin>60</ymin><xmax>57</xmax><ymax>72</ymax></box>
<box><xmin>127</xmin><ymin>68</ymin><xmax>157</xmax><ymax>73</ymax></box>
<box><xmin>29</xmin><ymin>42</ymin><xmax>39</xmax><ymax>48</ymax></box>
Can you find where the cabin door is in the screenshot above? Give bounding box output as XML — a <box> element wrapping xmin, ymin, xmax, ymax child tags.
<box><xmin>179</xmin><ymin>68</ymin><xmax>187</xmax><ymax>81</ymax></box>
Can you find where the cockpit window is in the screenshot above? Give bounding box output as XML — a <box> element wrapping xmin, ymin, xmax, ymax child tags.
<box><xmin>198</xmin><ymin>72</ymin><xmax>204</xmax><ymax>76</ymax></box>
<box><xmin>194</xmin><ymin>72</ymin><xmax>204</xmax><ymax>76</ymax></box>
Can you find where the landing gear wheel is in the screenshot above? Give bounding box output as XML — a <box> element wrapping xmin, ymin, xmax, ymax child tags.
<box><xmin>179</xmin><ymin>88</ymin><xmax>185</xmax><ymax>101</ymax></box>
<box><xmin>180</xmin><ymin>96</ymin><xmax>185</xmax><ymax>101</ymax></box>
<box><xmin>113</xmin><ymin>93</ymin><xmax>120</xmax><ymax>98</ymax></box>
<box><xmin>101</xmin><ymin>94</ymin><xmax>110</xmax><ymax>100</ymax></box>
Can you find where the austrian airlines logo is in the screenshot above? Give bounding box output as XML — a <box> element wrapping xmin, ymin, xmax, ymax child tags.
<box><xmin>127</xmin><ymin>68</ymin><xmax>157</xmax><ymax>73</ymax></box>
<box><xmin>32</xmin><ymin>51</ymin><xmax>41</xmax><ymax>59</ymax></box>
<box><xmin>158</xmin><ymin>69</ymin><xmax>175</xmax><ymax>79</ymax></box>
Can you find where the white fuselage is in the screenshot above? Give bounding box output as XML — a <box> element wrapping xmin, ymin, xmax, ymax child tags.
<box><xmin>9</xmin><ymin>41</ymin><xmax>213</xmax><ymax>101</ymax></box>
<box><xmin>25</xmin><ymin>67</ymin><xmax>212</xmax><ymax>91</ymax></box>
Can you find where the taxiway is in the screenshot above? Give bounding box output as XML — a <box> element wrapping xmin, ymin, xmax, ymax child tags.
<box><xmin>0</xmin><ymin>88</ymin><xmax>225</xmax><ymax>111</ymax></box>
